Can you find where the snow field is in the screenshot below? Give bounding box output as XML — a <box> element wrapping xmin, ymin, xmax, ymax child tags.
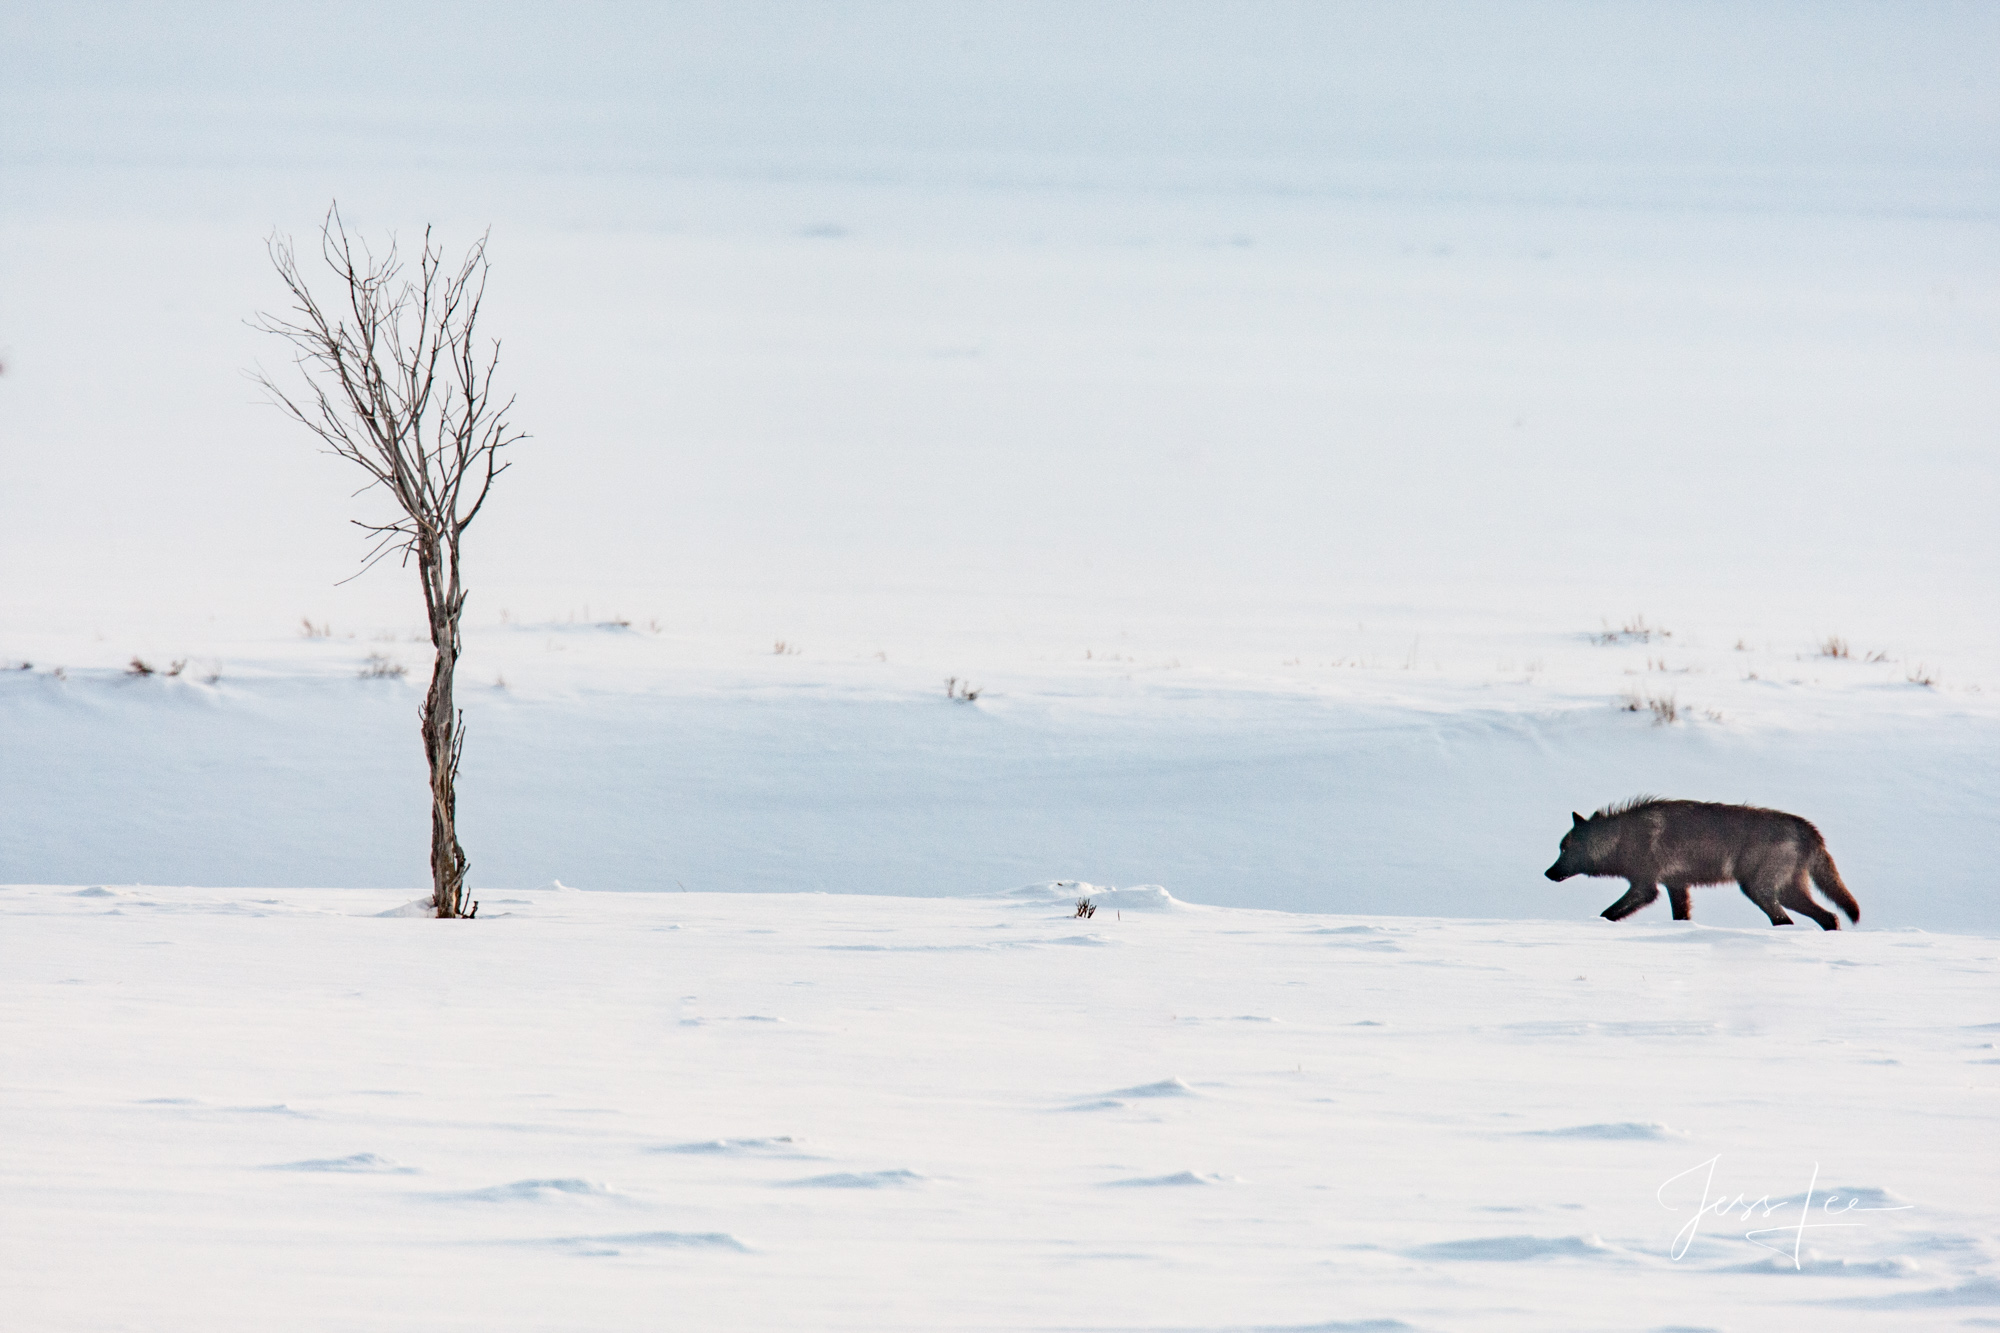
<box><xmin>3</xmin><ymin>882</ymin><xmax>1996</xmax><ymax>1330</ymax></box>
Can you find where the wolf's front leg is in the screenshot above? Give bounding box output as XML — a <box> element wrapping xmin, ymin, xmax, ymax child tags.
<box><xmin>1667</xmin><ymin>884</ymin><xmax>1692</xmax><ymax>920</ymax></box>
<box><xmin>1601</xmin><ymin>880</ymin><xmax>1661</xmax><ymax>921</ymax></box>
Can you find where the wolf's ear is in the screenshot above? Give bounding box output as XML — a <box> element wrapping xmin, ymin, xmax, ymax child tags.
<box><xmin>1572</xmin><ymin>811</ymin><xmax>1587</xmax><ymax>828</ymax></box>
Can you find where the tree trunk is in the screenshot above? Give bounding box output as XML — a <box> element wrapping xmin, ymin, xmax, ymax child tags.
<box><xmin>420</xmin><ymin>536</ymin><xmax>471</xmax><ymax>918</ymax></box>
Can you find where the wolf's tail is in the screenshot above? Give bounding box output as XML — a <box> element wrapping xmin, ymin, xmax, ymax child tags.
<box><xmin>1811</xmin><ymin>846</ymin><xmax>1860</xmax><ymax>924</ymax></box>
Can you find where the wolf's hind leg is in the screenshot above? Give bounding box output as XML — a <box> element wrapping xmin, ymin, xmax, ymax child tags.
<box><xmin>1739</xmin><ymin>874</ymin><xmax>1795</xmax><ymax>926</ymax></box>
<box><xmin>1666</xmin><ymin>883</ymin><xmax>1693</xmax><ymax>920</ymax></box>
<box><xmin>1781</xmin><ymin>875</ymin><xmax>1839</xmax><ymax>930</ymax></box>
<box><xmin>1602</xmin><ymin>881</ymin><xmax>1661</xmax><ymax>921</ymax></box>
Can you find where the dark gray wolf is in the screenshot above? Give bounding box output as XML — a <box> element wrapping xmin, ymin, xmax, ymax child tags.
<box><xmin>1544</xmin><ymin>797</ymin><xmax>1859</xmax><ymax>929</ymax></box>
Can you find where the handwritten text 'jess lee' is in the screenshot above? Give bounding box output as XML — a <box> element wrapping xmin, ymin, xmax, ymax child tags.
<box><xmin>1657</xmin><ymin>1156</ymin><xmax>1911</xmax><ymax>1266</ymax></box>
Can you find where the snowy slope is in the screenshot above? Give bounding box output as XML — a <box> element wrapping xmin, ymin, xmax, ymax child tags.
<box><xmin>3</xmin><ymin>883</ymin><xmax>1996</xmax><ymax>1331</ymax></box>
<box><xmin>3</xmin><ymin>614</ymin><xmax>1997</xmax><ymax>930</ymax></box>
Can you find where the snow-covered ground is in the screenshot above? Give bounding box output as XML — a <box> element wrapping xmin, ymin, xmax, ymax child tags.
<box><xmin>4</xmin><ymin>882</ymin><xmax>1997</xmax><ymax>1331</ymax></box>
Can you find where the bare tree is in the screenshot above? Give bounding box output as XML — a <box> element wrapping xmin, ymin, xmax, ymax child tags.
<box><xmin>252</xmin><ymin>204</ymin><xmax>526</xmax><ymax>919</ymax></box>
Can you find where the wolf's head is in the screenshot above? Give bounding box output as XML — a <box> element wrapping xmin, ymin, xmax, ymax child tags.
<box><xmin>1544</xmin><ymin>811</ymin><xmax>1600</xmax><ymax>881</ymax></box>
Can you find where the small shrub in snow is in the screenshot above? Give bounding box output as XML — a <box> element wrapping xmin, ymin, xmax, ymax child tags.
<box><xmin>945</xmin><ymin>676</ymin><xmax>982</xmax><ymax>703</ymax></box>
<box><xmin>773</xmin><ymin>640</ymin><xmax>800</xmax><ymax>655</ymax></box>
<box><xmin>1591</xmin><ymin>616</ymin><xmax>1669</xmax><ymax>646</ymax></box>
<box><xmin>1819</xmin><ymin>635</ymin><xmax>1850</xmax><ymax>659</ymax></box>
<box><xmin>300</xmin><ymin>618</ymin><xmax>331</xmax><ymax>639</ymax></box>
<box><xmin>127</xmin><ymin>657</ymin><xmax>154</xmax><ymax>677</ymax></box>
<box><xmin>1907</xmin><ymin>663</ymin><xmax>1937</xmax><ymax>688</ymax></box>
<box><xmin>1619</xmin><ymin>690</ymin><xmax>1680</xmax><ymax>725</ymax></box>
<box><xmin>1074</xmin><ymin>898</ymin><xmax>1097</xmax><ymax>918</ymax></box>
<box><xmin>360</xmin><ymin>653</ymin><xmax>408</xmax><ymax>679</ymax></box>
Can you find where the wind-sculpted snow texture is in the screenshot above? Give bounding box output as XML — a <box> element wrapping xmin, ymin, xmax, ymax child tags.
<box><xmin>2</xmin><ymin>882</ymin><xmax>1994</xmax><ymax>1330</ymax></box>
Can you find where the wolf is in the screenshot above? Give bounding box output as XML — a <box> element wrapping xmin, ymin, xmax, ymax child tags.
<box><xmin>1544</xmin><ymin>797</ymin><xmax>1859</xmax><ymax>929</ymax></box>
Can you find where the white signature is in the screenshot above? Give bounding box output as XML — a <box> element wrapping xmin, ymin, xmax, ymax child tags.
<box><xmin>1657</xmin><ymin>1156</ymin><xmax>1912</xmax><ymax>1266</ymax></box>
